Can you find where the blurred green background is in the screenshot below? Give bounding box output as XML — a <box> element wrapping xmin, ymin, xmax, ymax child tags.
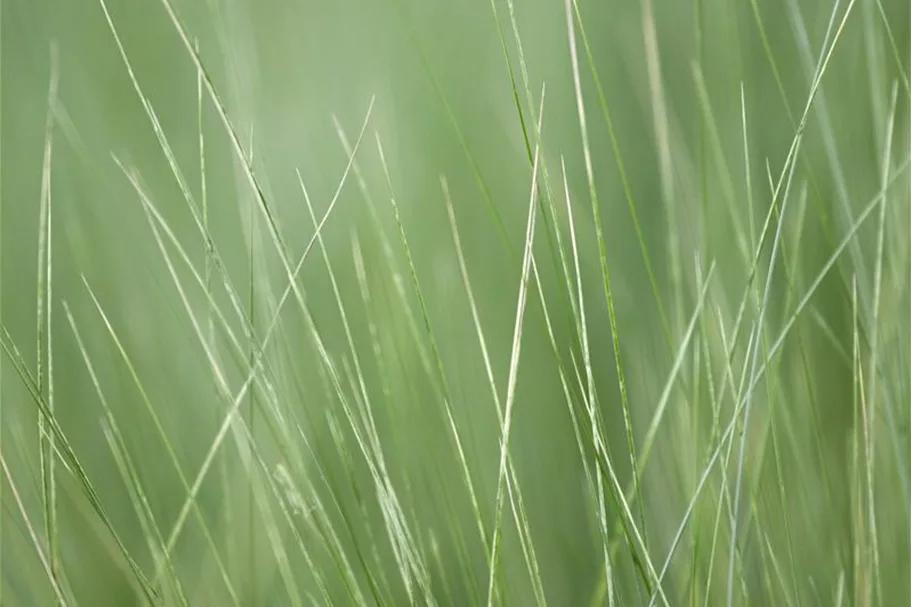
<box><xmin>2</xmin><ymin>0</ymin><xmax>911</xmax><ymax>604</ymax></box>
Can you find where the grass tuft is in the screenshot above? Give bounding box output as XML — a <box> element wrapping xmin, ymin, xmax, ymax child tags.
<box><xmin>3</xmin><ymin>0</ymin><xmax>911</xmax><ymax>604</ymax></box>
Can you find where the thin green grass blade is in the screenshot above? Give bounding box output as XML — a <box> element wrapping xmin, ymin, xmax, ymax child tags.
<box><xmin>727</xmin><ymin>4</ymin><xmax>859</xmax><ymax>602</ymax></box>
<box><xmin>444</xmin><ymin>176</ymin><xmax>550</xmax><ymax>606</ymax></box>
<box><xmin>376</xmin><ymin>130</ymin><xmax>497</xmax><ymax>600</ymax></box>
<box><xmin>0</xmin><ymin>327</ymin><xmax>159</xmax><ymax>602</ymax></box>
<box><xmin>484</xmin><ymin>88</ymin><xmax>546</xmax><ymax>607</ymax></box>
<box><xmin>863</xmin><ymin>80</ymin><xmax>899</xmax><ymax>607</ymax></box>
<box><xmin>65</xmin><ymin>303</ymin><xmax>189</xmax><ymax>607</ymax></box>
<box><xmin>565</xmin><ymin>0</ymin><xmax>657</xmax><ymax>597</ymax></box>
<box><xmin>0</xmin><ymin>453</ymin><xmax>68</xmax><ymax>606</ymax></box>
<box><xmin>35</xmin><ymin>43</ymin><xmax>60</xmax><ymax>586</ymax></box>
<box><xmin>119</xmin><ymin>98</ymin><xmax>373</xmax><ymax>571</ymax></box>
<box><xmin>82</xmin><ymin>278</ymin><xmax>242</xmax><ymax>606</ymax></box>
<box><xmin>570</xmin><ymin>0</ymin><xmax>671</xmax><ymax>350</ymax></box>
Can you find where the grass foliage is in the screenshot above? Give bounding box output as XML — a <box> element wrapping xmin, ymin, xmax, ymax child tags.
<box><xmin>2</xmin><ymin>0</ymin><xmax>911</xmax><ymax>604</ymax></box>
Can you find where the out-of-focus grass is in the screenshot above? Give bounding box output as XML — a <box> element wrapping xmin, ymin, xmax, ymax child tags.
<box><xmin>1</xmin><ymin>0</ymin><xmax>910</xmax><ymax>604</ymax></box>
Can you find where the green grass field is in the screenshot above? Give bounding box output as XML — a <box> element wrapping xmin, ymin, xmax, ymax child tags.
<box><xmin>2</xmin><ymin>0</ymin><xmax>910</xmax><ymax>604</ymax></box>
